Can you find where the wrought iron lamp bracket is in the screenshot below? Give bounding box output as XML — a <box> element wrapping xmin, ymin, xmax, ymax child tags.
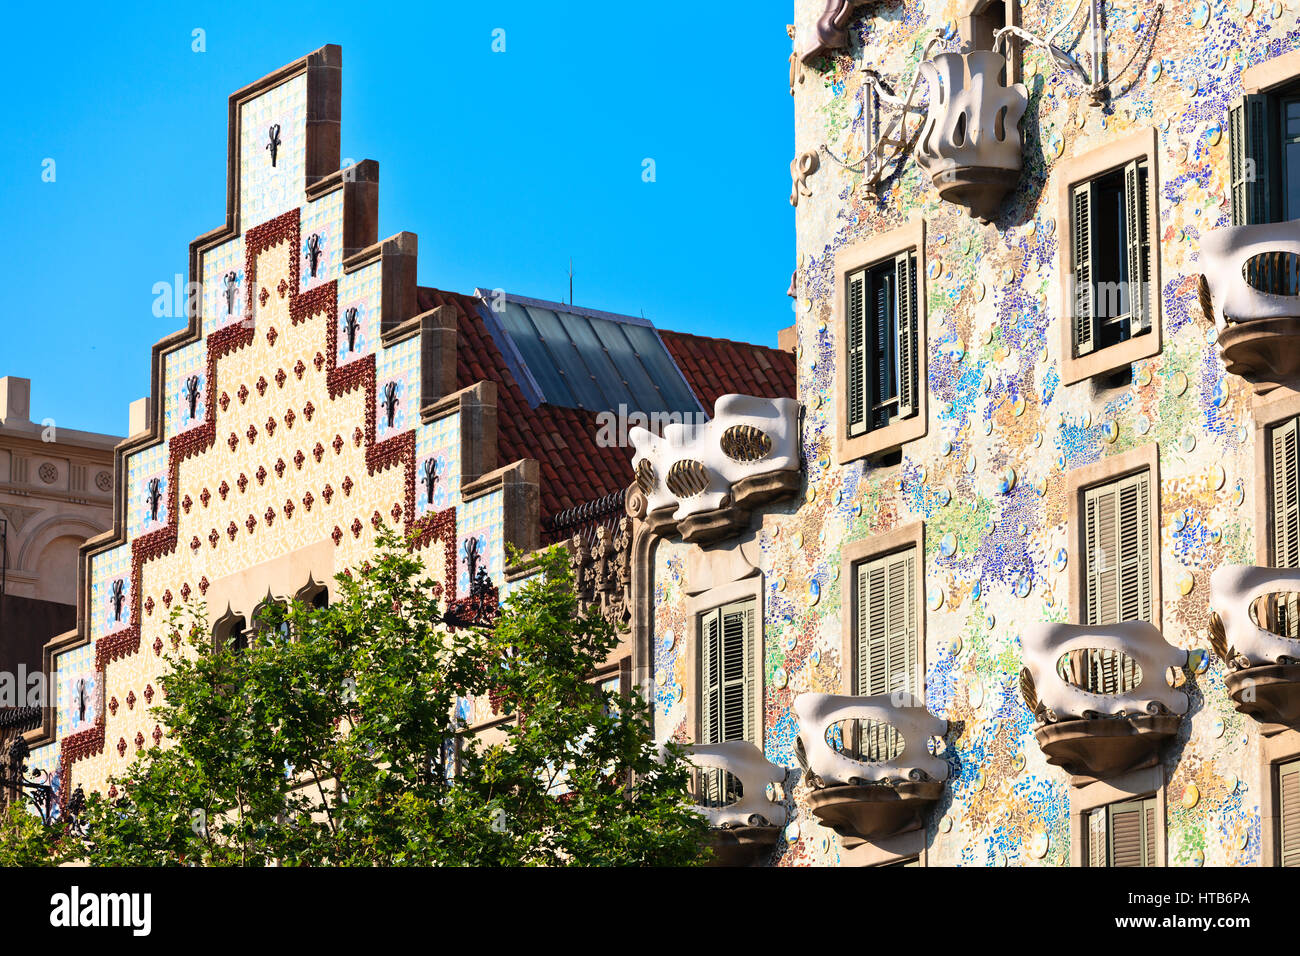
<box><xmin>993</xmin><ymin>0</ymin><xmax>1164</xmax><ymax>107</ymax></box>
<box><xmin>819</xmin><ymin>31</ymin><xmax>949</xmax><ymax>191</ymax></box>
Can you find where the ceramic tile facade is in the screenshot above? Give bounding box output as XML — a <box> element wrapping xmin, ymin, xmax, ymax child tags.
<box><xmin>42</xmin><ymin>54</ymin><xmax>521</xmax><ymax>801</ymax></box>
<box><xmin>239</xmin><ymin>74</ymin><xmax>307</xmax><ymax>231</ymax></box>
<box><xmin>202</xmin><ymin>236</ymin><xmax>247</xmax><ymax>336</ymax></box>
<box><xmin>638</xmin><ymin>0</ymin><xmax>1300</xmax><ymax>866</ymax></box>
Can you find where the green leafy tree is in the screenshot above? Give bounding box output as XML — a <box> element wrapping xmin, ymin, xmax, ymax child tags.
<box><xmin>74</xmin><ymin>527</ymin><xmax>707</xmax><ymax>866</ymax></box>
<box><xmin>0</xmin><ymin>801</ymin><xmax>73</xmax><ymax>866</ymax></box>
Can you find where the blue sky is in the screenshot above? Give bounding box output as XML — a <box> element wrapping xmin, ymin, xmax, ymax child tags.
<box><xmin>0</xmin><ymin>1</ymin><xmax>794</xmax><ymax>436</ymax></box>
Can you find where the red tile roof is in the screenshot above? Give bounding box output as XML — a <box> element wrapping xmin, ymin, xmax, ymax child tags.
<box><xmin>416</xmin><ymin>287</ymin><xmax>796</xmax><ymax>527</ymax></box>
<box><xmin>659</xmin><ymin>329</ymin><xmax>797</xmax><ymax>411</ymax></box>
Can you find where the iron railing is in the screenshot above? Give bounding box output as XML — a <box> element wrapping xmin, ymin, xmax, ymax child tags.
<box><xmin>541</xmin><ymin>489</ymin><xmax>625</xmax><ymax>547</ymax></box>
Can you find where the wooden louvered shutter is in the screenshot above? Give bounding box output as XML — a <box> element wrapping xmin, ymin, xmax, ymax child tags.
<box><xmin>858</xmin><ymin>558</ymin><xmax>889</xmax><ymax>696</ymax></box>
<box><xmin>1124</xmin><ymin>160</ymin><xmax>1151</xmax><ymax>335</ymax></box>
<box><xmin>721</xmin><ymin>604</ymin><xmax>746</xmax><ymax>744</ymax></box>
<box><xmin>856</xmin><ymin>549</ymin><xmax>918</xmax><ymax>698</ymax></box>
<box><xmin>1087</xmin><ymin>808</ymin><xmax>1108</xmax><ymax>867</ymax></box>
<box><xmin>1072</xmin><ymin>181</ymin><xmax>1096</xmax><ymax>356</ymax></box>
<box><xmin>1279</xmin><ymin>760</ymin><xmax>1300</xmax><ymax>867</ymax></box>
<box><xmin>1106</xmin><ymin>797</ymin><xmax>1159</xmax><ymax>867</ymax></box>
<box><xmin>731</xmin><ymin>601</ymin><xmax>759</xmax><ymax>747</ymax></box>
<box><xmin>888</xmin><ymin>550</ymin><xmax>918</xmax><ymax>697</ymax></box>
<box><xmin>700</xmin><ymin>609</ymin><xmax>722</xmax><ymax>744</ymax></box>
<box><xmin>1086</xmin><ymin>473</ymin><xmax>1151</xmax><ymax>625</ymax></box>
<box><xmin>1143</xmin><ymin>798</ymin><xmax>1158</xmax><ymax>866</ymax></box>
<box><xmin>702</xmin><ymin>600</ymin><xmax>757</xmax><ymax>748</ymax></box>
<box><xmin>1230</xmin><ymin>94</ymin><xmax>1277</xmax><ymax>227</ymax></box>
<box><xmin>870</xmin><ymin>269</ymin><xmax>891</xmax><ymax>426</ymax></box>
<box><xmin>1117</xmin><ymin>472</ymin><xmax>1152</xmax><ymax>624</ymax></box>
<box><xmin>895</xmin><ymin>251</ymin><xmax>919</xmax><ymax>420</ymax></box>
<box><xmin>1272</xmin><ymin>418</ymin><xmax>1300</xmax><ymax>568</ymax></box>
<box><xmin>1108</xmin><ymin>800</ymin><xmax>1146</xmax><ymax>867</ymax></box>
<box><xmin>846</xmin><ymin>269</ymin><xmax>868</xmax><ymax>437</ymax></box>
<box><xmin>1085</xmin><ymin>482</ymin><xmax>1119</xmax><ymax>625</ymax></box>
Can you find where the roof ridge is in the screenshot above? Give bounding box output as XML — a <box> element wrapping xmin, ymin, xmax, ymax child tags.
<box><xmin>658</xmin><ymin>325</ymin><xmax>790</xmax><ymax>355</ymax></box>
<box><xmin>417</xmin><ymin>285</ymin><xmax>789</xmax><ymax>357</ymax></box>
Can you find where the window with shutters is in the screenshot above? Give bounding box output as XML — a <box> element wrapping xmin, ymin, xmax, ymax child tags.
<box><xmin>1082</xmin><ymin>471</ymin><xmax>1153</xmax><ymax>626</ymax></box>
<box><xmin>841</xmin><ymin>547</ymin><xmax>920</xmax><ymax>763</ymax></box>
<box><xmin>1070</xmin><ymin>161</ymin><xmax>1152</xmax><ymax>358</ymax></box>
<box><xmin>853</xmin><ymin>548</ymin><xmax>920</xmax><ymax>699</ymax></box>
<box><xmin>695</xmin><ymin>599</ymin><xmax>760</xmax><ymax>807</ymax></box>
<box><xmin>1267</xmin><ymin>417</ymin><xmax>1300</xmax><ymax>639</ymax></box>
<box><xmin>1085</xmin><ymin>796</ymin><xmax>1159</xmax><ymax>867</ymax></box>
<box><xmin>835</xmin><ymin>220</ymin><xmax>928</xmax><ymax>465</ymax></box>
<box><xmin>1067</xmin><ymin>444</ymin><xmax>1162</xmax><ymax>627</ymax></box>
<box><xmin>1277</xmin><ymin>759</ymin><xmax>1300</xmax><ymax>867</ymax></box>
<box><xmin>845</xmin><ymin>252</ymin><xmax>920</xmax><ymax>438</ymax></box>
<box><xmin>1270</xmin><ymin>416</ymin><xmax>1300</xmax><ymax>569</ymax></box>
<box><xmin>698</xmin><ymin>599</ymin><xmax>759</xmax><ymax>748</ymax></box>
<box><xmin>1227</xmin><ymin>87</ymin><xmax>1300</xmax><ymax>227</ymax></box>
<box><xmin>1057</xmin><ymin>128</ymin><xmax>1162</xmax><ymax>386</ymax></box>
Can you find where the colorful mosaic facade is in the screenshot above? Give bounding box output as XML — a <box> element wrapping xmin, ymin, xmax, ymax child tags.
<box><xmin>639</xmin><ymin>0</ymin><xmax>1300</xmax><ymax>866</ymax></box>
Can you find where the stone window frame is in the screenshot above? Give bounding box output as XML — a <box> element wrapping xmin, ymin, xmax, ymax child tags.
<box><xmin>1260</xmin><ymin>728</ymin><xmax>1300</xmax><ymax>866</ymax></box>
<box><xmin>833</xmin><ymin>217</ymin><xmax>929</xmax><ymax>465</ymax></box>
<box><xmin>683</xmin><ymin>573</ymin><xmax>765</xmax><ymax>749</ymax></box>
<box><xmin>1056</xmin><ymin>126</ymin><xmax>1163</xmax><ymax>386</ymax></box>
<box><xmin>959</xmin><ymin>0</ymin><xmax>1021</xmax><ymax>86</ymax></box>
<box><xmin>1069</xmin><ymin>765</ymin><xmax>1168</xmax><ymax>866</ymax></box>
<box><xmin>1248</xmin><ymin>392</ymin><xmax>1300</xmax><ymax>866</ymax></box>
<box><xmin>1064</xmin><ymin>443</ymin><xmax>1163</xmax><ymax>629</ymax></box>
<box><xmin>1252</xmin><ymin>388</ymin><xmax>1300</xmax><ymax>566</ymax></box>
<box><xmin>838</xmin><ymin>521</ymin><xmax>927</xmax><ymax>700</ymax></box>
<box><xmin>1242</xmin><ymin>49</ymin><xmax>1300</xmax><ymax>96</ymax></box>
<box><xmin>835</xmin><ymin>521</ymin><xmax>929</xmax><ymax>867</ymax></box>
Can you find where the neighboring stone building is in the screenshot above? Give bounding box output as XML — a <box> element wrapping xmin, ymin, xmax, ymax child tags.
<box><xmin>20</xmin><ymin>46</ymin><xmax>795</xmax><ymax>805</ymax></box>
<box><xmin>0</xmin><ymin>377</ymin><xmax>118</xmax><ymax>689</ymax></box>
<box><xmin>630</xmin><ymin>1</ymin><xmax>1300</xmax><ymax>866</ymax></box>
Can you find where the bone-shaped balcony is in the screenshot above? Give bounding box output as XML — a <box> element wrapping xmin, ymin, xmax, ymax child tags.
<box><xmin>629</xmin><ymin>394</ymin><xmax>801</xmax><ymax>543</ymax></box>
<box><xmin>914</xmin><ymin>51</ymin><xmax>1027</xmax><ymax>222</ymax></box>
<box><xmin>1210</xmin><ymin>564</ymin><xmax>1300</xmax><ymax>726</ymax></box>
<box><xmin>1200</xmin><ymin>219</ymin><xmax>1300</xmax><ymax>391</ymax></box>
<box><xmin>1020</xmin><ymin>621</ymin><xmax>1189</xmax><ymax>780</ymax></box>
<box><xmin>793</xmin><ymin>693</ymin><xmax>948</xmax><ymax>846</ymax></box>
<box><xmin>681</xmin><ymin>740</ymin><xmax>787</xmax><ymax>866</ymax></box>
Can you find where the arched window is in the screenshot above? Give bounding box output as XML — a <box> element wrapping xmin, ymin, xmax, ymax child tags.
<box><xmin>250</xmin><ymin>595</ymin><xmax>291</xmax><ymax>643</ymax></box>
<box><xmin>212</xmin><ymin>608</ymin><xmax>249</xmax><ymax>653</ymax></box>
<box><xmin>297</xmin><ymin>578</ymin><xmax>329</xmax><ymax>611</ymax></box>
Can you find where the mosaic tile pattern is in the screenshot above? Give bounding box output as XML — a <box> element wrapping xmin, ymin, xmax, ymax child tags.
<box><xmin>164</xmin><ymin>340</ymin><xmax>207</xmax><ymax>438</ymax></box>
<box><xmin>202</xmin><ymin>236</ymin><xmax>247</xmax><ymax>336</ymax></box>
<box><xmin>89</xmin><ymin>545</ymin><xmax>132</xmax><ymax>640</ymax></box>
<box><xmin>55</xmin><ymin>645</ymin><xmax>98</xmax><ymax>740</ymax></box>
<box><xmin>337</xmin><ymin>264</ymin><xmax>379</xmax><ymax>366</ymax></box>
<box><xmin>375</xmin><ymin>336</ymin><xmax>419</xmax><ymax>438</ymax></box>
<box><xmin>239</xmin><ymin>74</ymin><xmax>307</xmax><ymax>231</ymax></box>
<box><xmin>456</xmin><ymin>489</ymin><xmax>504</xmax><ymax>597</ymax></box>
<box><xmin>415</xmin><ymin>412</ymin><xmax>462</xmax><ymax>515</ymax></box>
<box><xmin>126</xmin><ymin>442</ymin><xmax>169</xmax><ymax>537</ymax></box>
<box><xmin>643</xmin><ymin>0</ymin><xmax>1300</xmax><ymax>866</ymax></box>
<box><xmin>299</xmin><ymin>188</ymin><xmax>343</xmax><ymax>293</ymax></box>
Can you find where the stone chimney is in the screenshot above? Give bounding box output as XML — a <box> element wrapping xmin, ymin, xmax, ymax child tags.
<box><xmin>128</xmin><ymin>396</ymin><xmax>151</xmax><ymax>436</ymax></box>
<box><xmin>0</xmin><ymin>376</ymin><xmax>31</xmax><ymax>425</ymax></box>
